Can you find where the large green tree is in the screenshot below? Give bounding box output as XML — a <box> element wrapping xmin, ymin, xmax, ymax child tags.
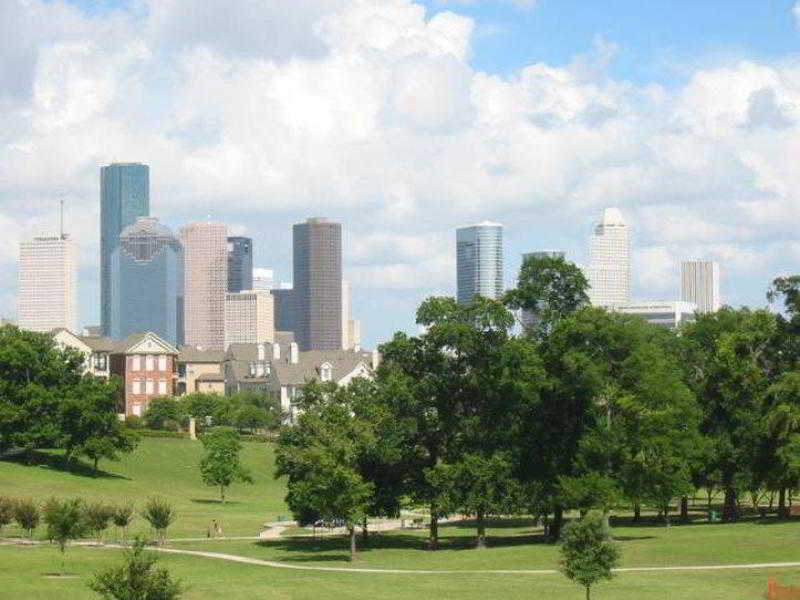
<box><xmin>199</xmin><ymin>428</ymin><xmax>253</xmax><ymax>503</ymax></box>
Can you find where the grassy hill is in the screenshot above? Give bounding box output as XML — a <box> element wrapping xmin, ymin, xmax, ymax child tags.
<box><xmin>1</xmin><ymin>436</ymin><xmax>288</xmax><ymax>539</ymax></box>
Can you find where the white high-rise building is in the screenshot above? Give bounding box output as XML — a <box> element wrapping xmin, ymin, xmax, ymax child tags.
<box><xmin>19</xmin><ymin>235</ymin><xmax>78</xmax><ymax>332</ymax></box>
<box><xmin>681</xmin><ymin>260</ymin><xmax>720</xmax><ymax>314</ymax></box>
<box><xmin>586</xmin><ymin>208</ymin><xmax>631</xmax><ymax>308</ymax></box>
<box><xmin>224</xmin><ymin>290</ymin><xmax>275</xmax><ymax>349</ymax></box>
<box><xmin>341</xmin><ymin>280</ymin><xmax>362</xmax><ymax>350</ymax></box>
<box><xmin>615</xmin><ymin>301</ymin><xmax>697</xmax><ymax>330</ymax></box>
<box><xmin>456</xmin><ymin>221</ymin><xmax>504</xmax><ymax>305</ymax></box>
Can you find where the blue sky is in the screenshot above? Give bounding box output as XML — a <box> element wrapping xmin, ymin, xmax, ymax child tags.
<box><xmin>4</xmin><ymin>0</ymin><xmax>800</xmax><ymax>348</ymax></box>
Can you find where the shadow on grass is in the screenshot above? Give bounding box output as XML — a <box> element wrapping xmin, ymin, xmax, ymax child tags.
<box><xmin>1</xmin><ymin>450</ymin><xmax>129</xmax><ymax>480</ymax></box>
<box><xmin>612</xmin><ymin>535</ymin><xmax>657</xmax><ymax>541</ymax></box>
<box><xmin>440</xmin><ymin>517</ymin><xmax>537</xmax><ymax>530</ymax></box>
<box><xmin>190</xmin><ymin>499</ymin><xmax>242</xmax><ymax>505</ymax></box>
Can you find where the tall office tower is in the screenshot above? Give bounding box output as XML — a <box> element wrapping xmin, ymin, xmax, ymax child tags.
<box><xmin>224</xmin><ymin>290</ymin><xmax>275</xmax><ymax>349</ymax></box>
<box><xmin>19</xmin><ymin>234</ymin><xmax>78</xmax><ymax>332</ymax></box>
<box><xmin>271</xmin><ymin>288</ymin><xmax>296</xmax><ymax>333</ymax></box>
<box><xmin>456</xmin><ymin>221</ymin><xmax>504</xmax><ymax>305</ymax></box>
<box><xmin>586</xmin><ymin>207</ymin><xmax>631</xmax><ymax>308</ymax></box>
<box><xmin>181</xmin><ymin>222</ymin><xmax>227</xmax><ymax>350</ymax></box>
<box><xmin>227</xmin><ymin>236</ymin><xmax>253</xmax><ymax>292</ymax></box>
<box><xmin>100</xmin><ymin>163</ymin><xmax>149</xmax><ymax>335</ymax></box>
<box><xmin>252</xmin><ymin>268</ymin><xmax>275</xmax><ymax>291</ymax></box>
<box><xmin>293</xmin><ymin>217</ymin><xmax>342</xmax><ymax>351</ymax></box>
<box><xmin>109</xmin><ymin>217</ymin><xmax>184</xmax><ymax>344</ymax></box>
<box><xmin>520</xmin><ymin>251</ymin><xmax>566</xmax><ymax>331</ymax></box>
<box><xmin>681</xmin><ymin>260</ymin><xmax>720</xmax><ymax>314</ymax></box>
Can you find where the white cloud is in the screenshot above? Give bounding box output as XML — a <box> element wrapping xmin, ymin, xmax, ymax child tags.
<box><xmin>793</xmin><ymin>2</ymin><xmax>800</xmax><ymax>29</ymax></box>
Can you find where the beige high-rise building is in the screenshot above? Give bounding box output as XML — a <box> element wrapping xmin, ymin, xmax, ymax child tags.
<box><xmin>586</xmin><ymin>208</ymin><xmax>631</xmax><ymax>308</ymax></box>
<box><xmin>681</xmin><ymin>260</ymin><xmax>720</xmax><ymax>314</ymax></box>
<box><xmin>181</xmin><ymin>222</ymin><xmax>227</xmax><ymax>350</ymax></box>
<box><xmin>224</xmin><ymin>290</ymin><xmax>275</xmax><ymax>349</ymax></box>
<box><xmin>19</xmin><ymin>234</ymin><xmax>78</xmax><ymax>333</ymax></box>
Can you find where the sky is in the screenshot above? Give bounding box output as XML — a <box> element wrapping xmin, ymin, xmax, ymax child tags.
<box><xmin>3</xmin><ymin>0</ymin><xmax>800</xmax><ymax>348</ymax></box>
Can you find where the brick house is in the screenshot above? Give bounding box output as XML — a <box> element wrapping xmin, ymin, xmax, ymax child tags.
<box><xmin>110</xmin><ymin>332</ymin><xmax>179</xmax><ymax>417</ymax></box>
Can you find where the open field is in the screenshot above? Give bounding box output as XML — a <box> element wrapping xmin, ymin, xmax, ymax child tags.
<box><xmin>5</xmin><ymin>437</ymin><xmax>800</xmax><ymax>599</ymax></box>
<box><xmin>1</xmin><ymin>437</ymin><xmax>288</xmax><ymax>538</ymax></box>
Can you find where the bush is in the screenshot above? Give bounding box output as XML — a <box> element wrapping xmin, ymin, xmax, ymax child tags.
<box><xmin>141</xmin><ymin>497</ymin><xmax>176</xmax><ymax>546</ymax></box>
<box><xmin>143</xmin><ymin>397</ymin><xmax>181</xmax><ymax>430</ymax></box>
<box><xmin>84</xmin><ymin>501</ymin><xmax>114</xmax><ymax>542</ymax></box>
<box><xmin>111</xmin><ymin>502</ymin><xmax>134</xmax><ymax>541</ymax></box>
<box><xmin>0</xmin><ymin>496</ymin><xmax>14</xmax><ymax>536</ymax></box>
<box><xmin>124</xmin><ymin>414</ymin><xmax>143</xmax><ymax>429</ymax></box>
<box><xmin>13</xmin><ymin>498</ymin><xmax>40</xmax><ymax>538</ymax></box>
<box><xmin>89</xmin><ymin>537</ymin><xmax>183</xmax><ymax>599</ymax></box>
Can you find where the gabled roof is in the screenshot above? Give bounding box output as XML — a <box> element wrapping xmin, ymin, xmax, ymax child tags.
<box><xmin>118</xmin><ymin>332</ymin><xmax>179</xmax><ymax>355</ymax></box>
<box><xmin>271</xmin><ymin>350</ymin><xmax>373</xmax><ymax>386</ymax></box>
<box><xmin>81</xmin><ymin>335</ymin><xmax>118</xmax><ymax>352</ymax></box>
<box><xmin>196</xmin><ymin>372</ymin><xmax>225</xmax><ymax>382</ymax></box>
<box><xmin>178</xmin><ymin>345</ymin><xmax>225</xmax><ymax>363</ymax></box>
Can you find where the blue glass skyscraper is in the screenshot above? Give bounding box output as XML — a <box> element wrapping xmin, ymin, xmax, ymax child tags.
<box><xmin>456</xmin><ymin>221</ymin><xmax>504</xmax><ymax>305</ymax></box>
<box><xmin>110</xmin><ymin>217</ymin><xmax>184</xmax><ymax>344</ymax></box>
<box><xmin>101</xmin><ymin>163</ymin><xmax>149</xmax><ymax>335</ymax></box>
<box><xmin>227</xmin><ymin>236</ymin><xmax>253</xmax><ymax>292</ymax></box>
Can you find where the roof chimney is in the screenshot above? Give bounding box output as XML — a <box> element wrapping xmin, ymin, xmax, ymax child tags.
<box><xmin>289</xmin><ymin>342</ymin><xmax>299</xmax><ymax>365</ymax></box>
<box><xmin>257</xmin><ymin>343</ymin><xmax>265</xmax><ymax>361</ymax></box>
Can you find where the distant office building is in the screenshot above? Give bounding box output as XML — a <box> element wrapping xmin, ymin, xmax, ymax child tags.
<box><xmin>224</xmin><ymin>290</ymin><xmax>275</xmax><ymax>349</ymax></box>
<box><xmin>586</xmin><ymin>208</ymin><xmax>631</xmax><ymax>308</ymax></box>
<box><xmin>18</xmin><ymin>234</ymin><xmax>78</xmax><ymax>333</ymax></box>
<box><xmin>348</xmin><ymin>319</ymin><xmax>361</xmax><ymax>351</ymax></box>
<box><xmin>227</xmin><ymin>236</ymin><xmax>253</xmax><ymax>293</ymax></box>
<box><xmin>681</xmin><ymin>260</ymin><xmax>720</xmax><ymax>314</ymax></box>
<box><xmin>271</xmin><ymin>288</ymin><xmax>296</xmax><ymax>334</ymax></box>
<box><xmin>252</xmin><ymin>268</ymin><xmax>275</xmax><ymax>291</ymax></box>
<box><xmin>615</xmin><ymin>301</ymin><xmax>697</xmax><ymax>330</ymax></box>
<box><xmin>100</xmin><ymin>163</ymin><xmax>149</xmax><ymax>335</ymax></box>
<box><xmin>293</xmin><ymin>217</ymin><xmax>342</xmax><ymax>351</ymax></box>
<box><xmin>181</xmin><ymin>222</ymin><xmax>227</xmax><ymax>350</ymax></box>
<box><xmin>456</xmin><ymin>221</ymin><xmax>504</xmax><ymax>305</ymax></box>
<box><xmin>342</xmin><ymin>280</ymin><xmax>352</xmax><ymax>350</ymax></box>
<box><xmin>109</xmin><ymin>217</ymin><xmax>184</xmax><ymax>345</ymax></box>
<box><xmin>519</xmin><ymin>251</ymin><xmax>566</xmax><ymax>331</ymax></box>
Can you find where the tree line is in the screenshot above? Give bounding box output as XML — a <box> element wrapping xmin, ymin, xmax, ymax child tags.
<box><xmin>276</xmin><ymin>256</ymin><xmax>800</xmax><ymax>560</ymax></box>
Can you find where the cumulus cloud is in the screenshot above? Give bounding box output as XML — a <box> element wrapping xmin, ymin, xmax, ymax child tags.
<box><xmin>2</xmin><ymin>0</ymin><xmax>799</xmax><ymax>342</ymax></box>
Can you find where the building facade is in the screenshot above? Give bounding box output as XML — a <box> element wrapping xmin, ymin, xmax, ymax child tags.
<box><xmin>586</xmin><ymin>208</ymin><xmax>631</xmax><ymax>308</ymax></box>
<box><xmin>18</xmin><ymin>235</ymin><xmax>78</xmax><ymax>333</ymax></box>
<box><xmin>252</xmin><ymin>268</ymin><xmax>275</xmax><ymax>291</ymax></box>
<box><xmin>224</xmin><ymin>290</ymin><xmax>275</xmax><ymax>349</ymax></box>
<box><xmin>110</xmin><ymin>217</ymin><xmax>184</xmax><ymax>345</ymax></box>
<box><xmin>271</xmin><ymin>288</ymin><xmax>296</xmax><ymax>334</ymax></box>
<box><xmin>615</xmin><ymin>301</ymin><xmax>697</xmax><ymax>330</ymax></box>
<box><xmin>293</xmin><ymin>218</ymin><xmax>342</xmax><ymax>350</ymax></box>
<box><xmin>181</xmin><ymin>222</ymin><xmax>228</xmax><ymax>350</ymax></box>
<box><xmin>456</xmin><ymin>221</ymin><xmax>504</xmax><ymax>305</ymax></box>
<box><xmin>227</xmin><ymin>236</ymin><xmax>253</xmax><ymax>293</ymax></box>
<box><xmin>681</xmin><ymin>260</ymin><xmax>720</xmax><ymax>314</ymax></box>
<box><xmin>100</xmin><ymin>163</ymin><xmax>149</xmax><ymax>335</ymax></box>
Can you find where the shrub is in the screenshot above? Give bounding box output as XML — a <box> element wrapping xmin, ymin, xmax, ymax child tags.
<box><xmin>89</xmin><ymin>537</ymin><xmax>183</xmax><ymax>599</ymax></box>
<box><xmin>84</xmin><ymin>501</ymin><xmax>114</xmax><ymax>542</ymax></box>
<box><xmin>141</xmin><ymin>497</ymin><xmax>175</xmax><ymax>546</ymax></box>
<box><xmin>13</xmin><ymin>498</ymin><xmax>40</xmax><ymax>538</ymax></box>
<box><xmin>0</xmin><ymin>496</ymin><xmax>14</xmax><ymax>537</ymax></box>
<box><xmin>111</xmin><ymin>502</ymin><xmax>134</xmax><ymax>542</ymax></box>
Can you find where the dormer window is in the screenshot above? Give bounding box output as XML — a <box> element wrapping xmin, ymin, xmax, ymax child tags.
<box><xmin>320</xmin><ymin>362</ymin><xmax>332</xmax><ymax>382</ymax></box>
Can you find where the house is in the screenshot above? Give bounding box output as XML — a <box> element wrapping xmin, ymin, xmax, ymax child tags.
<box><xmin>109</xmin><ymin>332</ymin><xmax>179</xmax><ymax>417</ymax></box>
<box><xmin>176</xmin><ymin>345</ymin><xmax>226</xmax><ymax>396</ymax></box>
<box><xmin>52</xmin><ymin>328</ymin><xmax>115</xmax><ymax>379</ymax></box>
<box><xmin>224</xmin><ymin>336</ymin><xmax>378</xmax><ymax>423</ymax></box>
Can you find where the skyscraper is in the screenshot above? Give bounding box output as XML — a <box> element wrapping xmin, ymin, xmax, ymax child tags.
<box><xmin>456</xmin><ymin>221</ymin><xmax>504</xmax><ymax>305</ymax></box>
<box><xmin>586</xmin><ymin>208</ymin><xmax>631</xmax><ymax>308</ymax></box>
<box><xmin>293</xmin><ymin>217</ymin><xmax>342</xmax><ymax>351</ymax></box>
<box><xmin>681</xmin><ymin>260</ymin><xmax>720</xmax><ymax>314</ymax></box>
<box><xmin>109</xmin><ymin>217</ymin><xmax>184</xmax><ymax>344</ymax></box>
<box><xmin>224</xmin><ymin>290</ymin><xmax>275</xmax><ymax>349</ymax></box>
<box><xmin>519</xmin><ymin>251</ymin><xmax>566</xmax><ymax>331</ymax></box>
<box><xmin>19</xmin><ymin>234</ymin><xmax>78</xmax><ymax>332</ymax></box>
<box><xmin>227</xmin><ymin>236</ymin><xmax>253</xmax><ymax>293</ymax></box>
<box><xmin>271</xmin><ymin>288</ymin><xmax>296</xmax><ymax>333</ymax></box>
<box><xmin>181</xmin><ymin>222</ymin><xmax>227</xmax><ymax>350</ymax></box>
<box><xmin>100</xmin><ymin>163</ymin><xmax>149</xmax><ymax>335</ymax></box>
<box><xmin>252</xmin><ymin>268</ymin><xmax>275</xmax><ymax>291</ymax></box>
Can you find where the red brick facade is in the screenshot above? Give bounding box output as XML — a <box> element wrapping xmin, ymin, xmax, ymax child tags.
<box><xmin>122</xmin><ymin>353</ymin><xmax>176</xmax><ymax>416</ymax></box>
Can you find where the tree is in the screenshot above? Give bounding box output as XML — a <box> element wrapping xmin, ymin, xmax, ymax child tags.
<box><xmin>143</xmin><ymin>397</ymin><xmax>181</xmax><ymax>431</ymax></box>
<box><xmin>89</xmin><ymin>537</ymin><xmax>183</xmax><ymax>600</ymax></box>
<box><xmin>13</xmin><ymin>497</ymin><xmax>40</xmax><ymax>538</ymax></box>
<box><xmin>141</xmin><ymin>497</ymin><xmax>175</xmax><ymax>546</ymax></box>
<box><xmin>504</xmin><ymin>253</ymin><xmax>589</xmax><ymax>341</ymax></box>
<box><xmin>233</xmin><ymin>404</ymin><xmax>268</xmax><ymax>433</ymax></box>
<box><xmin>0</xmin><ymin>496</ymin><xmax>13</xmax><ymax>537</ymax></box>
<box><xmin>762</xmin><ymin>372</ymin><xmax>800</xmax><ymax>517</ymax></box>
<box><xmin>111</xmin><ymin>502</ymin><xmax>135</xmax><ymax>542</ymax></box>
<box><xmin>84</xmin><ymin>501</ymin><xmax>114</xmax><ymax>543</ymax></box>
<box><xmin>44</xmin><ymin>498</ymin><xmax>88</xmax><ymax>574</ymax></box>
<box><xmin>560</xmin><ymin>513</ymin><xmax>620</xmax><ymax>600</ymax></box>
<box><xmin>199</xmin><ymin>428</ymin><xmax>253</xmax><ymax>503</ymax></box>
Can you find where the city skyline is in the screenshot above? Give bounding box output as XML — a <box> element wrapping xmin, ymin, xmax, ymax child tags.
<box><xmin>4</xmin><ymin>1</ymin><xmax>800</xmax><ymax>349</ymax></box>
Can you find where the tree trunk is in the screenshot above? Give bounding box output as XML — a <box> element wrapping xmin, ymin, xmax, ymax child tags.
<box><xmin>722</xmin><ymin>487</ymin><xmax>738</xmax><ymax>522</ymax></box>
<box><xmin>476</xmin><ymin>508</ymin><xmax>486</xmax><ymax>549</ymax></box>
<box><xmin>586</xmin><ymin>584</ymin><xmax>591</xmax><ymax>600</ymax></box>
<box><xmin>428</xmin><ymin>507</ymin><xmax>439</xmax><ymax>550</ymax></box>
<box><xmin>680</xmin><ymin>496</ymin><xmax>689</xmax><ymax>523</ymax></box>
<box><xmin>551</xmin><ymin>506</ymin><xmax>564</xmax><ymax>540</ymax></box>
<box><xmin>221</xmin><ymin>485</ymin><xmax>226</xmax><ymax>504</ymax></box>
<box><xmin>707</xmin><ymin>488</ymin><xmax>713</xmax><ymax>522</ymax></box>
<box><xmin>349</xmin><ymin>526</ymin><xmax>357</xmax><ymax>561</ymax></box>
<box><xmin>664</xmin><ymin>505</ymin><xmax>670</xmax><ymax>528</ymax></box>
<box><xmin>601</xmin><ymin>509</ymin><xmax>611</xmax><ymax>537</ymax></box>
<box><xmin>633</xmin><ymin>504</ymin><xmax>641</xmax><ymax>522</ymax></box>
<box><xmin>94</xmin><ymin>457</ymin><xmax>99</xmax><ymax>473</ymax></box>
<box><xmin>362</xmin><ymin>516</ymin><xmax>369</xmax><ymax>545</ymax></box>
<box><xmin>778</xmin><ymin>487</ymin><xmax>788</xmax><ymax>519</ymax></box>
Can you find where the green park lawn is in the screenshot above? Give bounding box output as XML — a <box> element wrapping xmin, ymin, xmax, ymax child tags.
<box><xmin>4</xmin><ymin>436</ymin><xmax>800</xmax><ymax>599</ymax></box>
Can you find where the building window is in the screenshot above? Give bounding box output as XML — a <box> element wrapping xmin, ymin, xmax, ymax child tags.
<box><xmin>146</xmin><ymin>380</ymin><xmax>154</xmax><ymax>394</ymax></box>
<box><xmin>93</xmin><ymin>354</ymin><xmax>107</xmax><ymax>370</ymax></box>
<box><xmin>158</xmin><ymin>355</ymin><xmax>167</xmax><ymax>371</ymax></box>
<box><xmin>158</xmin><ymin>380</ymin><xmax>167</xmax><ymax>395</ymax></box>
<box><xmin>132</xmin><ymin>355</ymin><xmax>141</xmax><ymax>371</ymax></box>
<box><xmin>146</xmin><ymin>355</ymin><xmax>154</xmax><ymax>371</ymax></box>
<box><xmin>132</xmin><ymin>404</ymin><xmax>142</xmax><ymax>417</ymax></box>
<box><xmin>132</xmin><ymin>379</ymin><xmax>141</xmax><ymax>394</ymax></box>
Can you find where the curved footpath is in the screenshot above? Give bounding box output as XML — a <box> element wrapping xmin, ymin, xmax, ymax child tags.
<box><xmin>5</xmin><ymin>539</ymin><xmax>800</xmax><ymax>575</ymax></box>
